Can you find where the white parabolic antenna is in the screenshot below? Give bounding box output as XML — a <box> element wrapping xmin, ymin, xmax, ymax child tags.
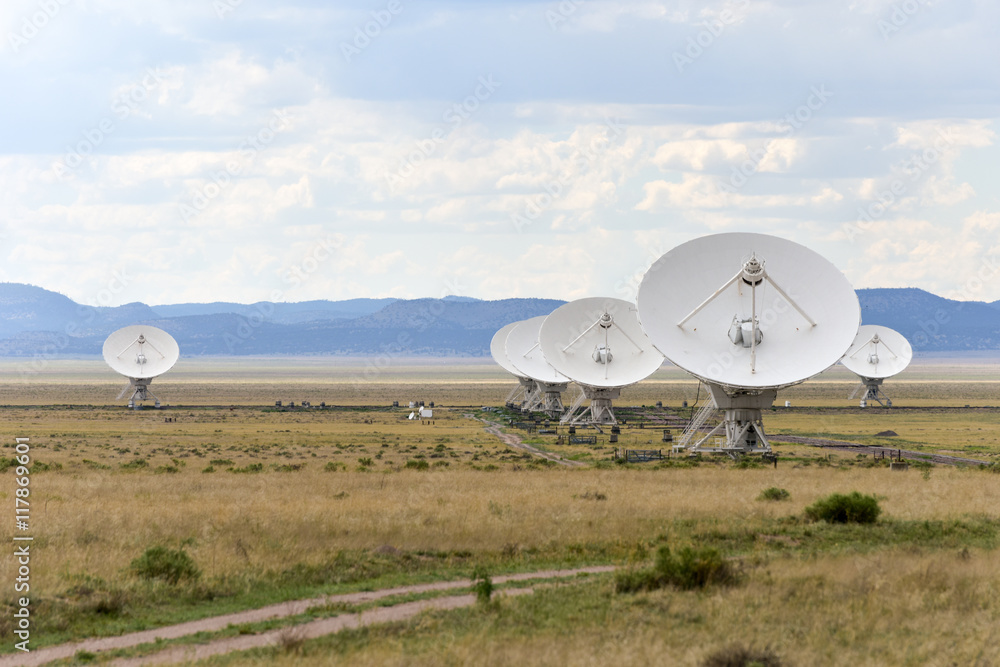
<box><xmin>505</xmin><ymin>316</ymin><xmax>570</xmax><ymax>416</ymax></box>
<box><xmin>103</xmin><ymin>325</ymin><xmax>180</xmax><ymax>408</ymax></box>
<box><xmin>490</xmin><ymin>321</ymin><xmax>535</xmax><ymax>409</ymax></box>
<box><xmin>538</xmin><ymin>297</ymin><xmax>664</xmax><ymax>425</ymax></box>
<box><xmin>636</xmin><ymin>233</ymin><xmax>860</xmax><ymax>454</ymax></box>
<box><xmin>491</xmin><ymin>321</ymin><xmax>527</xmax><ymax>378</ymax></box>
<box><xmin>841</xmin><ymin>324</ymin><xmax>912</xmax><ymax>407</ymax></box>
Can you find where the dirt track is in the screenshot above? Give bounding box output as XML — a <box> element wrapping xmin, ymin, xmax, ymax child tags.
<box><xmin>478</xmin><ymin>418</ymin><xmax>586</xmax><ymax>467</ymax></box>
<box><xmin>4</xmin><ymin>567</ymin><xmax>614</xmax><ymax>667</ymax></box>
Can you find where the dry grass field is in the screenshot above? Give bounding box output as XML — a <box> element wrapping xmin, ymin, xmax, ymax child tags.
<box><xmin>1</xmin><ymin>357</ymin><xmax>999</xmax><ymax>665</ymax></box>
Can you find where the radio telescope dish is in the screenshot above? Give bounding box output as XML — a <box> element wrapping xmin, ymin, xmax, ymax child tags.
<box><xmin>505</xmin><ymin>317</ymin><xmax>570</xmax><ymax>417</ymax></box>
<box><xmin>103</xmin><ymin>325</ymin><xmax>179</xmax><ymax>409</ymax></box>
<box><xmin>636</xmin><ymin>233</ymin><xmax>860</xmax><ymax>455</ymax></box>
<box><xmin>538</xmin><ymin>297</ymin><xmax>664</xmax><ymax>425</ymax></box>
<box><xmin>491</xmin><ymin>321</ymin><xmax>535</xmax><ymax>409</ymax></box>
<box><xmin>841</xmin><ymin>325</ymin><xmax>912</xmax><ymax>408</ymax></box>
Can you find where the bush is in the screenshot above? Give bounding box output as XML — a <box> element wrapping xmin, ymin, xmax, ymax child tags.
<box><xmin>804</xmin><ymin>491</ymin><xmax>881</xmax><ymax>524</ymax></box>
<box><xmin>616</xmin><ymin>545</ymin><xmax>738</xmax><ymax>593</ymax></box>
<box><xmin>130</xmin><ymin>546</ymin><xmax>200</xmax><ymax>584</ymax></box>
<box><xmin>701</xmin><ymin>643</ymin><xmax>783</xmax><ymax>667</ymax></box>
<box><xmin>405</xmin><ymin>459</ymin><xmax>430</xmax><ymax>471</ymax></box>
<box><xmin>757</xmin><ymin>487</ymin><xmax>790</xmax><ymax>502</ymax></box>
<box><xmin>471</xmin><ymin>566</ymin><xmax>493</xmax><ymax>605</ymax></box>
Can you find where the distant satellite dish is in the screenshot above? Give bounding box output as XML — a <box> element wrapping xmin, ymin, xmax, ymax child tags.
<box><xmin>103</xmin><ymin>325</ymin><xmax>179</xmax><ymax>409</ymax></box>
<box><xmin>491</xmin><ymin>320</ymin><xmax>537</xmax><ymax>409</ymax></box>
<box><xmin>505</xmin><ymin>316</ymin><xmax>570</xmax><ymax>417</ymax></box>
<box><xmin>637</xmin><ymin>233</ymin><xmax>860</xmax><ymax>454</ymax></box>
<box><xmin>841</xmin><ymin>325</ymin><xmax>912</xmax><ymax>407</ymax></box>
<box><xmin>539</xmin><ymin>297</ymin><xmax>663</xmax><ymax>425</ymax></box>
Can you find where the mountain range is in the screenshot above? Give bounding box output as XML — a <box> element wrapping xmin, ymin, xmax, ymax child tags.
<box><xmin>1</xmin><ymin>282</ymin><xmax>998</xmax><ymax>358</ymax></box>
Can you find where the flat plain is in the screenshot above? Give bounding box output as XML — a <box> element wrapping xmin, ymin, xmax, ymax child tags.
<box><xmin>1</xmin><ymin>357</ymin><xmax>999</xmax><ymax>666</ymax></box>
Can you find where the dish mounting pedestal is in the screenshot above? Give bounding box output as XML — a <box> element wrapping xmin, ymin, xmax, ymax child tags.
<box><xmin>856</xmin><ymin>377</ymin><xmax>891</xmax><ymax>408</ymax></box>
<box><xmin>684</xmin><ymin>384</ymin><xmax>776</xmax><ymax>457</ymax></box>
<box><xmin>125</xmin><ymin>377</ymin><xmax>162</xmax><ymax>409</ymax></box>
<box><xmin>560</xmin><ymin>386</ymin><xmax>621</xmax><ymax>425</ymax></box>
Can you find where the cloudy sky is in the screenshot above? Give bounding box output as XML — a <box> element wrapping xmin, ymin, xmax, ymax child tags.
<box><xmin>1</xmin><ymin>0</ymin><xmax>997</xmax><ymax>307</ymax></box>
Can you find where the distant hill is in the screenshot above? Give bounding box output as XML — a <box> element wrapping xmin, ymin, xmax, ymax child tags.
<box><xmin>857</xmin><ymin>288</ymin><xmax>1000</xmax><ymax>351</ymax></box>
<box><xmin>151</xmin><ymin>298</ymin><xmax>398</xmax><ymax>324</ymax></box>
<box><xmin>1</xmin><ymin>282</ymin><xmax>998</xmax><ymax>357</ymax></box>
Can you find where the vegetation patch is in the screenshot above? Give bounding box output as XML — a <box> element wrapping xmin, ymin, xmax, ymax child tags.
<box><xmin>804</xmin><ymin>491</ymin><xmax>881</xmax><ymax>524</ymax></box>
<box><xmin>615</xmin><ymin>545</ymin><xmax>739</xmax><ymax>593</ymax></box>
<box><xmin>757</xmin><ymin>487</ymin><xmax>790</xmax><ymax>502</ymax></box>
<box><xmin>130</xmin><ymin>547</ymin><xmax>201</xmax><ymax>585</ymax></box>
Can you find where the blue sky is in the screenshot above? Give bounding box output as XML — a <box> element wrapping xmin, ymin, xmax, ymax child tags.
<box><xmin>1</xmin><ymin>0</ymin><xmax>997</xmax><ymax>307</ymax></box>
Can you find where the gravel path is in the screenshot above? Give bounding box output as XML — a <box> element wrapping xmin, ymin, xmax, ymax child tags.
<box><xmin>3</xmin><ymin>567</ymin><xmax>614</xmax><ymax>667</ymax></box>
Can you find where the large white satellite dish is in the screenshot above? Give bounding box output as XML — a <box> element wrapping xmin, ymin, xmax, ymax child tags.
<box><xmin>636</xmin><ymin>232</ymin><xmax>860</xmax><ymax>455</ymax></box>
<box><xmin>505</xmin><ymin>316</ymin><xmax>570</xmax><ymax>416</ymax></box>
<box><xmin>539</xmin><ymin>297</ymin><xmax>664</xmax><ymax>425</ymax></box>
<box><xmin>841</xmin><ymin>324</ymin><xmax>912</xmax><ymax>407</ymax></box>
<box><xmin>491</xmin><ymin>321</ymin><xmax>535</xmax><ymax>408</ymax></box>
<box><xmin>103</xmin><ymin>325</ymin><xmax>179</xmax><ymax>409</ymax></box>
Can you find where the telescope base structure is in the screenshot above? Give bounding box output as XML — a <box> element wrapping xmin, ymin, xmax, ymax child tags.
<box><xmin>859</xmin><ymin>378</ymin><xmax>891</xmax><ymax>408</ymax></box>
<box><xmin>126</xmin><ymin>378</ymin><xmax>162</xmax><ymax>409</ymax></box>
<box><xmin>522</xmin><ymin>381</ymin><xmax>568</xmax><ymax>418</ymax></box>
<box><xmin>560</xmin><ymin>386</ymin><xmax>622</xmax><ymax>426</ymax></box>
<box><xmin>685</xmin><ymin>384</ymin><xmax>777</xmax><ymax>458</ymax></box>
<box><xmin>540</xmin><ymin>382</ymin><xmax>568</xmax><ymax>418</ymax></box>
<box><xmin>505</xmin><ymin>377</ymin><xmax>536</xmax><ymax>410</ymax></box>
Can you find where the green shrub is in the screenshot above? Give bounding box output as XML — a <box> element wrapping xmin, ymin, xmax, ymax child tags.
<box><xmin>701</xmin><ymin>643</ymin><xmax>783</xmax><ymax>667</ymax></box>
<box><xmin>228</xmin><ymin>463</ymin><xmax>263</xmax><ymax>474</ymax></box>
<box><xmin>804</xmin><ymin>491</ymin><xmax>881</xmax><ymax>524</ymax></box>
<box><xmin>616</xmin><ymin>545</ymin><xmax>738</xmax><ymax>593</ymax></box>
<box><xmin>130</xmin><ymin>546</ymin><xmax>200</xmax><ymax>584</ymax></box>
<box><xmin>324</xmin><ymin>461</ymin><xmax>345</xmax><ymax>472</ymax></box>
<box><xmin>471</xmin><ymin>566</ymin><xmax>493</xmax><ymax>605</ymax></box>
<box><xmin>757</xmin><ymin>487</ymin><xmax>790</xmax><ymax>502</ymax></box>
<box><xmin>405</xmin><ymin>459</ymin><xmax>430</xmax><ymax>471</ymax></box>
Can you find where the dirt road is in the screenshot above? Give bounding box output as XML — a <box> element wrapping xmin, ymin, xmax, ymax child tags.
<box><xmin>478</xmin><ymin>418</ymin><xmax>586</xmax><ymax>467</ymax></box>
<box><xmin>3</xmin><ymin>567</ymin><xmax>614</xmax><ymax>667</ymax></box>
